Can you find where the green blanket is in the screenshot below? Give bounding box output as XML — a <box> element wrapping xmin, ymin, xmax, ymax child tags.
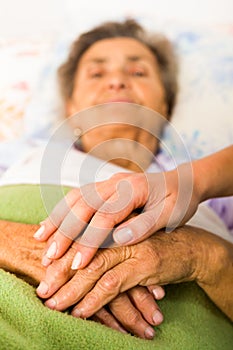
<box><xmin>0</xmin><ymin>185</ymin><xmax>232</xmax><ymax>350</ymax></box>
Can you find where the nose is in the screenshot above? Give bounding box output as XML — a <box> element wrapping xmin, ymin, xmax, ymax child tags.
<box><xmin>107</xmin><ymin>71</ymin><xmax>128</xmax><ymax>91</ymax></box>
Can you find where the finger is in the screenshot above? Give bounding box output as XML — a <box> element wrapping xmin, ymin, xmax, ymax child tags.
<box><xmin>113</xmin><ymin>203</ymin><xmax>166</xmax><ymax>246</ymax></box>
<box><xmin>72</xmin><ymin>178</ymin><xmax>143</xmax><ymax>269</ymax></box>
<box><xmin>90</xmin><ymin>307</ymin><xmax>128</xmax><ymax>334</ymax></box>
<box><xmin>37</xmin><ymin>244</ymin><xmax>77</xmax><ymax>299</ymax></box>
<box><xmin>147</xmin><ymin>285</ymin><xmax>165</xmax><ymax>300</ymax></box>
<box><xmin>34</xmin><ymin>188</ymin><xmax>81</xmax><ymax>241</ymax></box>
<box><xmin>42</xmin><ymin>180</ymin><xmax>118</xmax><ymax>261</ymax></box>
<box><xmin>41</xmin><ymin>234</ymin><xmax>57</xmax><ymax>267</ymax></box>
<box><xmin>41</xmin><ymin>246</ymin><xmax>127</xmax><ymax>308</ymax></box>
<box><xmin>71</xmin><ymin>259</ymin><xmax>141</xmax><ymax>318</ymax></box>
<box><xmin>127</xmin><ymin>286</ymin><xmax>163</xmax><ymax>326</ymax></box>
<box><xmin>105</xmin><ymin>292</ymin><xmax>156</xmax><ymax>339</ymax></box>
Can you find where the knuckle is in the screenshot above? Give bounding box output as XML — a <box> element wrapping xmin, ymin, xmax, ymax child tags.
<box><xmin>100</xmin><ymin>270</ymin><xmax>121</xmax><ymax>293</ymax></box>
<box><xmin>86</xmin><ymin>254</ymin><xmax>105</xmax><ymax>274</ymax></box>
<box><xmin>50</xmin><ymin>258</ymin><xmax>72</xmax><ymax>279</ymax></box>
<box><xmin>95</xmin><ymin>207</ymin><xmax>115</xmax><ymax>220</ymax></box>
<box><xmin>50</xmin><ymin>265</ymin><xmax>65</xmax><ymax>279</ymax></box>
<box><xmin>142</xmin><ymin>213</ymin><xmax>157</xmax><ymax>231</ymax></box>
<box><xmin>132</xmin><ymin>287</ymin><xmax>152</xmax><ymax>304</ymax></box>
<box><xmin>124</xmin><ymin>307</ymin><xmax>141</xmax><ymax>325</ymax></box>
<box><xmin>83</xmin><ymin>293</ymin><xmax>101</xmax><ymax>311</ymax></box>
<box><xmin>64</xmin><ymin>285</ymin><xmax>79</xmax><ymax>301</ymax></box>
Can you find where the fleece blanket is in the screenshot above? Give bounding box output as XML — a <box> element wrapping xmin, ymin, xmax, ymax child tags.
<box><xmin>0</xmin><ymin>184</ymin><xmax>232</xmax><ymax>350</ymax></box>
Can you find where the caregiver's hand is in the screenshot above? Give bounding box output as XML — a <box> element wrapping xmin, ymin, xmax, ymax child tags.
<box><xmin>35</xmin><ymin>162</ymin><xmax>200</xmax><ymax>269</ymax></box>
<box><xmin>37</xmin><ymin>226</ymin><xmax>233</xmax><ymax>321</ymax></box>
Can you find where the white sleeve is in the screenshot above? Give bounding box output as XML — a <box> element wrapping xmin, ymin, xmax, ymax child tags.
<box><xmin>187</xmin><ymin>203</ymin><xmax>233</xmax><ymax>244</ymax></box>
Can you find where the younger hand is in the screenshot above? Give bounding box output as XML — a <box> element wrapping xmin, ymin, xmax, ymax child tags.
<box><xmin>34</xmin><ymin>163</ymin><xmax>199</xmax><ymax>269</ymax></box>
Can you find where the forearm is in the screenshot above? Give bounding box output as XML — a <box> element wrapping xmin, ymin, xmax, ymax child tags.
<box><xmin>194</xmin><ymin>228</ymin><xmax>233</xmax><ymax>320</ymax></box>
<box><xmin>0</xmin><ymin>220</ymin><xmax>45</xmax><ymax>285</ymax></box>
<box><xmin>192</xmin><ymin>145</ymin><xmax>233</xmax><ymax>201</ymax></box>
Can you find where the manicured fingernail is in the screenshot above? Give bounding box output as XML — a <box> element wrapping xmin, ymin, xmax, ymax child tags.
<box><xmin>144</xmin><ymin>326</ymin><xmax>155</xmax><ymax>339</ymax></box>
<box><xmin>41</xmin><ymin>255</ymin><xmax>52</xmax><ymax>267</ymax></box>
<box><xmin>46</xmin><ymin>241</ymin><xmax>57</xmax><ymax>258</ymax></box>
<box><xmin>37</xmin><ymin>281</ymin><xmax>49</xmax><ymax>295</ymax></box>
<box><xmin>114</xmin><ymin>228</ymin><xmax>133</xmax><ymax>244</ymax></box>
<box><xmin>33</xmin><ymin>225</ymin><xmax>45</xmax><ymax>239</ymax></box>
<box><xmin>71</xmin><ymin>252</ymin><xmax>82</xmax><ymax>270</ymax></box>
<box><xmin>45</xmin><ymin>298</ymin><xmax>57</xmax><ymax>309</ymax></box>
<box><xmin>152</xmin><ymin>287</ymin><xmax>165</xmax><ymax>300</ymax></box>
<box><xmin>152</xmin><ymin>310</ymin><xmax>163</xmax><ymax>325</ymax></box>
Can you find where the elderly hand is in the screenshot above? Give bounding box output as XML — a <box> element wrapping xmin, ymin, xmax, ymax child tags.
<box><xmin>91</xmin><ymin>286</ymin><xmax>165</xmax><ymax>339</ymax></box>
<box><xmin>37</xmin><ymin>225</ymin><xmax>233</xmax><ymax>321</ymax></box>
<box><xmin>34</xmin><ymin>162</ymin><xmax>199</xmax><ymax>269</ymax></box>
<box><xmin>36</xmin><ymin>239</ymin><xmax>165</xmax><ymax>339</ymax></box>
<box><xmin>0</xmin><ymin>220</ymin><xmax>164</xmax><ymax>339</ymax></box>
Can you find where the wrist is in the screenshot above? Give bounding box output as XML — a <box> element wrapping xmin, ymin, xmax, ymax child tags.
<box><xmin>191</xmin><ymin>160</ymin><xmax>210</xmax><ymax>202</ymax></box>
<box><xmin>0</xmin><ymin>220</ymin><xmax>45</xmax><ymax>285</ymax></box>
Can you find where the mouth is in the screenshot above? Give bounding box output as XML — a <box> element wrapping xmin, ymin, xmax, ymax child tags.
<box><xmin>104</xmin><ymin>98</ymin><xmax>135</xmax><ymax>104</ymax></box>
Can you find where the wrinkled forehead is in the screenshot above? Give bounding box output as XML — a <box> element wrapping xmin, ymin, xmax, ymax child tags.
<box><xmin>77</xmin><ymin>37</ymin><xmax>159</xmax><ymax>68</ymax></box>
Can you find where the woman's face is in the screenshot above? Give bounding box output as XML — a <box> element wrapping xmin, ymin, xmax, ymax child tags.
<box><xmin>67</xmin><ymin>37</ymin><xmax>168</xmax><ymax>171</ymax></box>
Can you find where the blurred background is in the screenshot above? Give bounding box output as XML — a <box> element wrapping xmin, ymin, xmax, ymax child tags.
<box><xmin>0</xmin><ymin>0</ymin><xmax>232</xmax><ymax>38</ymax></box>
<box><xmin>0</xmin><ymin>0</ymin><xmax>232</xmax><ymax>175</ymax></box>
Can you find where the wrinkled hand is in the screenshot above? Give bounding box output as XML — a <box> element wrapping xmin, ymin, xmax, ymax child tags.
<box><xmin>36</xmin><ymin>226</ymin><xmax>210</xmax><ymax>319</ymax></box>
<box><xmin>0</xmin><ymin>220</ymin><xmax>164</xmax><ymax>339</ymax></box>
<box><xmin>91</xmin><ymin>286</ymin><xmax>164</xmax><ymax>339</ymax></box>
<box><xmin>36</xmin><ymin>239</ymin><xmax>165</xmax><ymax>339</ymax></box>
<box><xmin>35</xmin><ymin>163</ymin><xmax>199</xmax><ymax>269</ymax></box>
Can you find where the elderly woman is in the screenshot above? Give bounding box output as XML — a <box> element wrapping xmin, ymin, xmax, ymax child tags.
<box><xmin>0</xmin><ymin>19</ymin><xmax>232</xmax><ymax>340</ymax></box>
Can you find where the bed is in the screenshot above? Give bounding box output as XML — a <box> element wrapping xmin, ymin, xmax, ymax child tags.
<box><xmin>0</xmin><ymin>5</ymin><xmax>232</xmax><ymax>349</ymax></box>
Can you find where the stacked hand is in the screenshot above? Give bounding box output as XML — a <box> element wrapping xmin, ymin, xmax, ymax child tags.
<box><xmin>35</xmin><ymin>164</ymin><xmax>199</xmax><ymax>269</ymax></box>
<box><xmin>33</xmin><ymin>165</ymin><xmax>199</xmax><ymax>338</ymax></box>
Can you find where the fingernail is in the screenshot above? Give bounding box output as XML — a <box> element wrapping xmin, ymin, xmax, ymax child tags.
<box><xmin>41</xmin><ymin>255</ymin><xmax>52</xmax><ymax>267</ymax></box>
<box><xmin>144</xmin><ymin>326</ymin><xmax>155</xmax><ymax>339</ymax></box>
<box><xmin>114</xmin><ymin>228</ymin><xmax>133</xmax><ymax>244</ymax></box>
<box><xmin>152</xmin><ymin>287</ymin><xmax>165</xmax><ymax>300</ymax></box>
<box><xmin>45</xmin><ymin>298</ymin><xmax>57</xmax><ymax>309</ymax></box>
<box><xmin>37</xmin><ymin>281</ymin><xmax>49</xmax><ymax>295</ymax></box>
<box><xmin>46</xmin><ymin>241</ymin><xmax>57</xmax><ymax>259</ymax></box>
<box><xmin>152</xmin><ymin>310</ymin><xmax>163</xmax><ymax>325</ymax></box>
<box><xmin>33</xmin><ymin>225</ymin><xmax>45</xmax><ymax>239</ymax></box>
<box><xmin>71</xmin><ymin>252</ymin><xmax>82</xmax><ymax>270</ymax></box>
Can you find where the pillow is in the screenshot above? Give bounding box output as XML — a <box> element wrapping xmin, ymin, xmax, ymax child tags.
<box><xmin>0</xmin><ymin>38</ymin><xmax>57</xmax><ymax>175</ymax></box>
<box><xmin>159</xmin><ymin>21</ymin><xmax>233</xmax><ymax>159</ymax></box>
<box><xmin>0</xmin><ymin>38</ymin><xmax>56</xmax><ymax>141</ymax></box>
<box><xmin>0</xmin><ymin>19</ymin><xmax>232</xmax><ymax>175</ymax></box>
<box><xmin>24</xmin><ymin>19</ymin><xmax>233</xmax><ymax>160</ymax></box>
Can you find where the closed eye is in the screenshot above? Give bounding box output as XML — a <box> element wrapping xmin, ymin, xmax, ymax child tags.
<box><xmin>131</xmin><ymin>70</ymin><xmax>146</xmax><ymax>77</ymax></box>
<box><xmin>91</xmin><ymin>72</ymin><xmax>103</xmax><ymax>78</ymax></box>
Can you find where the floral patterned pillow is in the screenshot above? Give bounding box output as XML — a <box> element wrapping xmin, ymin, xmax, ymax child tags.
<box><xmin>0</xmin><ymin>21</ymin><xmax>232</xmax><ymax>176</ymax></box>
<box><xmin>0</xmin><ymin>39</ymin><xmax>54</xmax><ymax>142</ymax></box>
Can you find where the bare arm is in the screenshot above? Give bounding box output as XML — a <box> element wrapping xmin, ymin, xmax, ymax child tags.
<box><xmin>0</xmin><ymin>220</ymin><xmax>45</xmax><ymax>285</ymax></box>
<box><xmin>193</xmin><ymin>145</ymin><xmax>233</xmax><ymax>200</ymax></box>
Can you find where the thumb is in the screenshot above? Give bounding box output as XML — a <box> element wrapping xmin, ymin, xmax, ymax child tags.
<box><xmin>113</xmin><ymin>202</ymin><xmax>166</xmax><ymax>245</ymax></box>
